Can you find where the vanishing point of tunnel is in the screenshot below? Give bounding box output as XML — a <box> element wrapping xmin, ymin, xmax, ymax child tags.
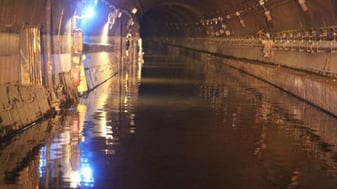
<box><xmin>1</xmin><ymin>0</ymin><xmax>337</xmax><ymax>188</ymax></box>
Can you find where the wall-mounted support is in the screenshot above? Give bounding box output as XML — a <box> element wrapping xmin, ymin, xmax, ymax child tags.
<box><xmin>45</xmin><ymin>0</ymin><xmax>57</xmax><ymax>105</ymax></box>
<box><xmin>236</xmin><ymin>11</ymin><xmax>245</xmax><ymax>28</ymax></box>
<box><xmin>298</xmin><ymin>0</ymin><xmax>309</xmax><ymax>12</ymax></box>
<box><xmin>259</xmin><ymin>0</ymin><xmax>272</xmax><ymax>21</ymax></box>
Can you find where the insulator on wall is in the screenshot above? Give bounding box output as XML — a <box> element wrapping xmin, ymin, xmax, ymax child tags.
<box><xmin>259</xmin><ymin>0</ymin><xmax>272</xmax><ymax>21</ymax></box>
<box><xmin>298</xmin><ymin>0</ymin><xmax>308</xmax><ymax>12</ymax></box>
<box><xmin>225</xmin><ymin>30</ymin><xmax>231</xmax><ymax>36</ymax></box>
<box><xmin>327</xmin><ymin>28</ymin><xmax>335</xmax><ymax>41</ymax></box>
<box><xmin>240</xmin><ymin>19</ymin><xmax>246</xmax><ymax>27</ymax></box>
<box><xmin>235</xmin><ymin>11</ymin><xmax>245</xmax><ymax>28</ymax></box>
<box><xmin>264</xmin><ymin>10</ymin><xmax>272</xmax><ymax>21</ymax></box>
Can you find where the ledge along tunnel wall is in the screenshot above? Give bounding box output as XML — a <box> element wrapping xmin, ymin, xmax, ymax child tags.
<box><xmin>160</xmin><ymin>38</ymin><xmax>337</xmax><ymax>118</ymax></box>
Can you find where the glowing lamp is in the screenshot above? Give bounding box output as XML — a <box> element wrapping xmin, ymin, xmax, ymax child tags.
<box><xmin>131</xmin><ymin>8</ymin><xmax>138</xmax><ymax>14</ymax></box>
<box><xmin>83</xmin><ymin>7</ymin><xmax>95</xmax><ymax>18</ymax></box>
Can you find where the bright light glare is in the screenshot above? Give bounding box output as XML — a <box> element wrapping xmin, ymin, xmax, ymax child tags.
<box><xmin>70</xmin><ymin>171</ymin><xmax>81</xmax><ymax>188</ymax></box>
<box><xmin>81</xmin><ymin>166</ymin><xmax>94</xmax><ymax>183</ymax></box>
<box><xmin>84</xmin><ymin>7</ymin><xmax>95</xmax><ymax>18</ymax></box>
<box><xmin>65</xmin><ymin>19</ymin><xmax>72</xmax><ymax>34</ymax></box>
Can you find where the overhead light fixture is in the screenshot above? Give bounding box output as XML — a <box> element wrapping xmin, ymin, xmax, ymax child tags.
<box><xmin>131</xmin><ymin>8</ymin><xmax>138</xmax><ymax>15</ymax></box>
<box><xmin>83</xmin><ymin>6</ymin><xmax>95</xmax><ymax>19</ymax></box>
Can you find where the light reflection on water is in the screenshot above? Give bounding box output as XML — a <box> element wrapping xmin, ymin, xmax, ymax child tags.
<box><xmin>38</xmin><ymin>55</ymin><xmax>141</xmax><ymax>188</ymax></box>
<box><xmin>197</xmin><ymin>55</ymin><xmax>337</xmax><ymax>188</ymax></box>
<box><xmin>1</xmin><ymin>53</ymin><xmax>337</xmax><ymax>188</ymax></box>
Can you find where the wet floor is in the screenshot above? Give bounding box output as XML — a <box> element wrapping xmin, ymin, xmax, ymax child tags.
<box><xmin>2</xmin><ymin>52</ymin><xmax>337</xmax><ymax>189</ymax></box>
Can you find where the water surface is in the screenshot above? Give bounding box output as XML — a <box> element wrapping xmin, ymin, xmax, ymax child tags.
<box><xmin>1</xmin><ymin>53</ymin><xmax>337</xmax><ymax>189</ymax></box>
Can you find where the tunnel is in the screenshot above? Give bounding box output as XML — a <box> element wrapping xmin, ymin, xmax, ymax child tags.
<box><xmin>1</xmin><ymin>0</ymin><xmax>337</xmax><ymax>188</ymax></box>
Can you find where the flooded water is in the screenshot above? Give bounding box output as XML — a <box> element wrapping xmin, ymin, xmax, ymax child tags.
<box><xmin>2</xmin><ymin>52</ymin><xmax>337</xmax><ymax>189</ymax></box>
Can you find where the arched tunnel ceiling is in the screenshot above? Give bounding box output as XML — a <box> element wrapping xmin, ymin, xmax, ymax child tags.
<box><xmin>1</xmin><ymin>0</ymin><xmax>337</xmax><ymax>38</ymax></box>
<box><xmin>112</xmin><ymin>0</ymin><xmax>237</xmax><ymax>37</ymax></box>
<box><xmin>110</xmin><ymin>0</ymin><xmax>337</xmax><ymax>37</ymax></box>
<box><xmin>113</xmin><ymin>0</ymin><xmax>235</xmax><ymax>15</ymax></box>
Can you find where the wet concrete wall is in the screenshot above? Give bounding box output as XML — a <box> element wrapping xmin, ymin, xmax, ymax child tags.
<box><xmin>0</xmin><ymin>85</ymin><xmax>51</xmax><ymax>138</ymax></box>
<box><xmin>168</xmin><ymin>38</ymin><xmax>337</xmax><ymax>77</ymax></box>
<box><xmin>163</xmin><ymin>38</ymin><xmax>337</xmax><ymax>117</ymax></box>
<box><xmin>0</xmin><ymin>50</ymin><xmax>120</xmax><ymax>139</ymax></box>
<box><xmin>201</xmin><ymin>59</ymin><xmax>337</xmax><ymax>174</ymax></box>
<box><xmin>0</xmin><ymin>31</ymin><xmax>140</xmax><ymax>139</ymax></box>
<box><xmin>221</xmin><ymin>58</ymin><xmax>337</xmax><ymax>117</ymax></box>
<box><xmin>0</xmin><ymin>32</ymin><xmax>74</xmax><ymax>139</ymax></box>
<box><xmin>82</xmin><ymin>37</ymin><xmax>141</xmax><ymax>91</ymax></box>
<box><xmin>83</xmin><ymin>52</ymin><xmax>120</xmax><ymax>91</ymax></box>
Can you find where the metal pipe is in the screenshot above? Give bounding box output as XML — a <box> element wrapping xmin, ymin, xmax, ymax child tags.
<box><xmin>45</xmin><ymin>0</ymin><xmax>57</xmax><ymax>102</ymax></box>
<box><xmin>57</xmin><ymin>9</ymin><xmax>64</xmax><ymax>54</ymax></box>
<box><xmin>120</xmin><ymin>16</ymin><xmax>123</xmax><ymax>69</ymax></box>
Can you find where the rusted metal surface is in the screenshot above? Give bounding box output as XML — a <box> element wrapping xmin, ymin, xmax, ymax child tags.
<box><xmin>0</xmin><ymin>32</ymin><xmax>20</xmax><ymax>84</ymax></box>
<box><xmin>0</xmin><ymin>33</ymin><xmax>19</xmax><ymax>55</ymax></box>
<box><xmin>20</xmin><ymin>27</ymin><xmax>42</xmax><ymax>86</ymax></box>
